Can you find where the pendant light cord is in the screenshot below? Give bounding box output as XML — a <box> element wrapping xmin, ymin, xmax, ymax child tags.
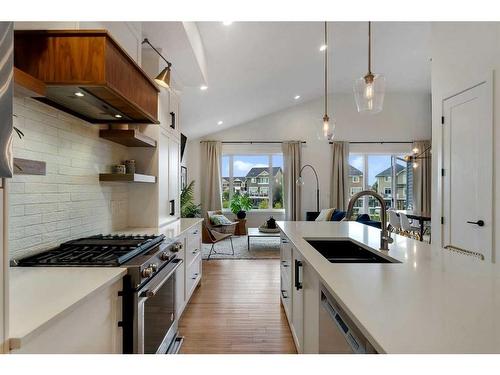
<box><xmin>324</xmin><ymin>21</ymin><xmax>328</xmax><ymax>117</ymax></box>
<box><xmin>368</xmin><ymin>21</ymin><xmax>372</xmax><ymax>75</ymax></box>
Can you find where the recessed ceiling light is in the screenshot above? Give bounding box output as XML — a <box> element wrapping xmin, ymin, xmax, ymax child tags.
<box><xmin>294</xmin><ymin>95</ymin><xmax>301</xmax><ymax>100</ymax></box>
<box><xmin>114</xmin><ymin>114</ymin><xmax>122</xmax><ymax>119</ymax></box>
<box><xmin>222</xmin><ymin>21</ymin><xmax>233</xmax><ymax>26</ymax></box>
<box><xmin>217</xmin><ymin>121</ymin><xmax>223</xmax><ymax>125</ymax></box>
<box><xmin>74</xmin><ymin>92</ymin><xmax>85</xmax><ymax>97</ymax></box>
<box><xmin>319</xmin><ymin>44</ymin><xmax>327</xmax><ymax>52</ymax></box>
<box><xmin>200</xmin><ymin>85</ymin><xmax>208</xmax><ymax>91</ymax></box>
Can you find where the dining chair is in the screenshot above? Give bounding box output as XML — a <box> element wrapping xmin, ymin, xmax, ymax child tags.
<box><xmin>388</xmin><ymin>210</ymin><xmax>402</xmax><ymax>234</ymax></box>
<box><xmin>399</xmin><ymin>212</ymin><xmax>421</xmax><ymax>240</ymax></box>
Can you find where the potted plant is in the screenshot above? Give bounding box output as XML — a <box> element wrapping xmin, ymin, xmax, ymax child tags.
<box><xmin>230</xmin><ymin>192</ymin><xmax>253</xmax><ymax>219</ymax></box>
<box><xmin>181</xmin><ymin>180</ymin><xmax>202</xmax><ymax>218</ymax></box>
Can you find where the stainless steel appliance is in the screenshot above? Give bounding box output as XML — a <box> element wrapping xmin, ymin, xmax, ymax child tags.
<box><xmin>319</xmin><ymin>285</ymin><xmax>376</xmax><ymax>354</ymax></box>
<box><xmin>0</xmin><ymin>22</ymin><xmax>13</xmax><ymax>178</ymax></box>
<box><xmin>13</xmin><ymin>234</ymin><xmax>184</xmax><ymax>354</ymax></box>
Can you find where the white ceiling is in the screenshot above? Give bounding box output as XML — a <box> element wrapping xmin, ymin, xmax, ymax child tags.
<box><xmin>142</xmin><ymin>22</ymin><xmax>431</xmax><ymax>138</ymax></box>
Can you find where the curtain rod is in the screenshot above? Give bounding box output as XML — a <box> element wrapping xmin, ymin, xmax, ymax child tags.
<box><xmin>330</xmin><ymin>141</ymin><xmax>412</xmax><ymax>144</ymax></box>
<box><xmin>200</xmin><ymin>141</ymin><xmax>306</xmax><ymax>144</ymax></box>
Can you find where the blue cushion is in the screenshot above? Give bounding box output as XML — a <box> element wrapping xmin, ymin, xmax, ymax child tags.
<box><xmin>331</xmin><ymin>210</ymin><xmax>346</xmax><ymax>221</ymax></box>
<box><xmin>356</xmin><ymin>214</ymin><xmax>371</xmax><ymax>222</ymax></box>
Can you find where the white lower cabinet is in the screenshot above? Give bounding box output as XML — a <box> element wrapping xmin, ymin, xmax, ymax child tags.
<box><xmin>11</xmin><ymin>279</ymin><xmax>123</xmax><ymax>354</ymax></box>
<box><xmin>173</xmin><ymin>222</ymin><xmax>203</xmax><ymax>319</ymax></box>
<box><xmin>280</xmin><ymin>231</ymin><xmax>320</xmax><ymax>354</ymax></box>
<box><xmin>291</xmin><ymin>248</ymin><xmax>304</xmax><ymax>353</ymax></box>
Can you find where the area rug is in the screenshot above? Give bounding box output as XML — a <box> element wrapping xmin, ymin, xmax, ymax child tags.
<box><xmin>201</xmin><ymin>235</ymin><xmax>280</xmax><ymax>260</ymax></box>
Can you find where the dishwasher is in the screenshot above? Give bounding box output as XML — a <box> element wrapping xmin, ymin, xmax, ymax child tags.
<box><xmin>319</xmin><ymin>285</ymin><xmax>376</xmax><ymax>354</ymax></box>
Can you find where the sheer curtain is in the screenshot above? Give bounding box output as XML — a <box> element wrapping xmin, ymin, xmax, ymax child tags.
<box><xmin>330</xmin><ymin>141</ymin><xmax>349</xmax><ymax>210</ymax></box>
<box><xmin>412</xmin><ymin>140</ymin><xmax>431</xmax><ymax>213</ymax></box>
<box><xmin>200</xmin><ymin>141</ymin><xmax>222</xmax><ymax>214</ymax></box>
<box><xmin>282</xmin><ymin>141</ymin><xmax>302</xmax><ymax>220</ymax></box>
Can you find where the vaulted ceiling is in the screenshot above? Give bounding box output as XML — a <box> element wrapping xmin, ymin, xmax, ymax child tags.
<box><xmin>142</xmin><ymin>22</ymin><xmax>431</xmax><ymax>138</ymax></box>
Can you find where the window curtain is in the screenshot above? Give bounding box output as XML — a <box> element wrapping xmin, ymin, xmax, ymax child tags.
<box><xmin>200</xmin><ymin>141</ymin><xmax>223</xmax><ymax>214</ymax></box>
<box><xmin>330</xmin><ymin>141</ymin><xmax>349</xmax><ymax>210</ymax></box>
<box><xmin>282</xmin><ymin>141</ymin><xmax>302</xmax><ymax>220</ymax></box>
<box><xmin>412</xmin><ymin>140</ymin><xmax>431</xmax><ymax>214</ymax></box>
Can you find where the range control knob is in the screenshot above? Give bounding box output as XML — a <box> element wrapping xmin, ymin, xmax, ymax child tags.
<box><xmin>160</xmin><ymin>251</ymin><xmax>171</xmax><ymax>261</ymax></box>
<box><xmin>150</xmin><ymin>263</ymin><xmax>158</xmax><ymax>272</ymax></box>
<box><xmin>142</xmin><ymin>266</ymin><xmax>153</xmax><ymax>278</ymax></box>
<box><xmin>172</xmin><ymin>242</ymin><xmax>183</xmax><ymax>252</ymax></box>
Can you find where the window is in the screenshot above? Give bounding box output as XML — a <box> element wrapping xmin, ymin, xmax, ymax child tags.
<box><xmin>348</xmin><ymin>152</ymin><xmax>410</xmax><ymax>220</ymax></box>
<box><xmin>221</xmin><ymin>153</ymin><xmax>284</xmax><ymax>210</ymax></box>
<box><xmin>352</xmin><ymin>176</ymin><xmax>360</xmax><ymax>183</ymax></box>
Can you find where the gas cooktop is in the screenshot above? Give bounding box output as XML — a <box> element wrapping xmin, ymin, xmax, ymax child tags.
<box><xmin>14</xmin><ymin>234</ymin><xmax>165</xmax><ymax>267</ymax></box>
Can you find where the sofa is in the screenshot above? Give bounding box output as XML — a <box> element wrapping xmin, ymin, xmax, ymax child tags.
<box><xmin>310</xmin><ymin>208</ymin><xmax>382</xmax><ymax>229</ymax></box>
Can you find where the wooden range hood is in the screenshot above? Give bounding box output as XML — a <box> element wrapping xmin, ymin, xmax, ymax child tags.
<box><xmin>14</xmin><ymin>30</ymin><xmax>160</xmax><ymax>124</ymax></box>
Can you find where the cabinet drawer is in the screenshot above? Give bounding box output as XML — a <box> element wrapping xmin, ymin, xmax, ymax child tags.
<box><xmin>186</xmin><ymin>253</ymin><xmax>202</xmax><ymax>299</ymax></box>
<box><xmin>186</xmin><ymin>225</ymin><xmax>201</xmax><ymax>266</ymax></box>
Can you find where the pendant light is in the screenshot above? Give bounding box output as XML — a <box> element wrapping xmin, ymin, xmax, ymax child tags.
<box><xmin>353</xmin><ymin>22</ymin><xmax>386</xmax><ymax>114</ymax></box>
<box><xmin>321</xmin><ymin>21</ymin><xmax>335</xmax><ymax>141</ymax></box>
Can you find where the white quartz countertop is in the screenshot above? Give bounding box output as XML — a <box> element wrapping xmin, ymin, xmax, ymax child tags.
<box><xmin>9</xmin><ymin>267</ymin><xmax>126</xmax><ymax>349</ymax></box>
<box><xmin>277</xmin><ymin>221</ymin><xmax>500</xmax><ymax>353</ymax></box>
<box><xmin>113</xmin><ymin>218</ymin><xmax>203</xmax><ymax>239</ymax></box>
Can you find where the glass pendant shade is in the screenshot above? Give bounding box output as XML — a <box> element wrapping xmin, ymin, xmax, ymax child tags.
<box><xmin>322</xmin><ymin>115</ymin><xmax>335</xmax><ymax>142</ymax></box>
<box><xmin>353</xmin><ymin>73</ymin><xmax>385</xmax><ymax>113</ymax></box>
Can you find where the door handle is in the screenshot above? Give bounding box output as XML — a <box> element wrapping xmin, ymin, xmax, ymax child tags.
<box><xmin>467</xmin><ymin>220</ymin><xmax>485</xmax><ymax>227</ymax></box>
<box><xmin>294</xmin><ymin>259</ymin><xmax>303</xmax><ymax>290</ymax></box>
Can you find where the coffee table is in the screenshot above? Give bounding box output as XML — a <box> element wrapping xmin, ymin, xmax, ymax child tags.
<box><xmin>247</xmin><ymin>227</ymin><xmax>281</xmax><ymax>250</ymax></box>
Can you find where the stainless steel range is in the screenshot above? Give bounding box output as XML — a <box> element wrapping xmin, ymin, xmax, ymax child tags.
<box><xmin>12</xmin><ymin>233</ymin><xmax>184</xmax><ymax>354</ymax></box>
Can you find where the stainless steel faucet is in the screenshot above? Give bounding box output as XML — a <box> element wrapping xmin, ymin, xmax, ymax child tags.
<box><xmin>345</xmin><ymin>190</ymin><xmax>393</xmax><ymax>251</ymax></box>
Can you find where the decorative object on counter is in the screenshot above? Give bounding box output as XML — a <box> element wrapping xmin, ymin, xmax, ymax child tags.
<box><xmin>142</xmin><ymin>38</ymin><xmax>173</xmax><ymax>89</ymax></box>
<box><xmin>181</xmin><ymin>166</ymin><xmax>187</xmax><ymax>190</ymax></box>
<box><xmin>353</xmin><ymin>21</ymin><xmax>386</xmax><ymax>114</ymax></box>
<box><xmin>112</xmin><ymin>164</ymin><xmax>126</xmax><ymax>174</ymax></box>
<box><xmin>113</xmin><ymin>164</ymin><xmax>126</xmax><ymax>174</ymax></box>
<box><xmin>125</xmin><ymin>159</ymin><xmax>136</xmax><ymax>174</ymax></box>
<box><xmin>181</xmin><ymin>180</ymin><xmax>202</xmax><ymax>218</ymax></box>
<box><xmin>296</xmin><ymin>164</ymin><xmax>320</xmax><ymax>212</ymax></box>
<box><xmin>230</xmin><ymin>192</ymin><xmax>253</xmax><ymax>219</ymax></box>
<box><xmin>444</xmin><ymin>245</ymin><xmax>484</xmax><ymax>261</ymax></box>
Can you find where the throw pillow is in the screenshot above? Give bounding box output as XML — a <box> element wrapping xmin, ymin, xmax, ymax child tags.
<box><xmin>315</xmin><ymin>208</ymin><xmax>335</xmax><ymax>221</ymax></box>
<box><xmin>331</xmin><ymin>210</ymin><xmax>346</xmax><ymax>221</ymax></box>
<box><xmin>210</xmin><ymin>214</ymin><xmax>232</xmax><ymax>226</ymax></box>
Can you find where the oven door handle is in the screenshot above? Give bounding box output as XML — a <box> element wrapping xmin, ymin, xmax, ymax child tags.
<box><xmin>142</xmin><ymin>259</ymin><xmax>183</xmax><ymax>298</ymax></box>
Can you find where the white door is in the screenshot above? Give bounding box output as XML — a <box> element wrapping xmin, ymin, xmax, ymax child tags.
<box><xmin>442</xmin><ymin>80</ymin><xmax>493</xmax><ymax>261</ymax></box>
<box><xmin>168</xmin><ymin>138</ymin><xmax>180</xmax><ymax>218</ymax></box>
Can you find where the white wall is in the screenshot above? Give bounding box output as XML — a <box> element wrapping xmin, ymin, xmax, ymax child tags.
<box><xmin>430</xmin><ymin>22</ymin><xmax>500</xmax><ymax>261</ymax></box>
<box><xmin>185</xmin><ymin>92</ymin><xmax>431</xmax><ymax>222</ymax></box>
<box><xmin>8</xmin><ymin>97</ymin><xmax>130</xmax><ymax>260</ymax></box>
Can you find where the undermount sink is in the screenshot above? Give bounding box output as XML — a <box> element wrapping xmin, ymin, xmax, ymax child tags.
<box><xmin>306</xmin><ymin>239</ymin><xmax>399</xmax><ymax>263</ymax></box>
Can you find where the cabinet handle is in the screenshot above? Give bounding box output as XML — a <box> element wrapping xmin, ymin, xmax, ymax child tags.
<box><xmin>281</xmin><ymin>290</ymin><xmax>288</xmax><ymax>299</ymax></box>
<box><xmin>170</xmin><ymin>200</ymin><xmax>175</xmax><ymax>216</ymax></box>
<box><xmin>192</xmin><ymin>249</ymin><xmax>199</xmax><ymax>254</ymax></box>
<box><xmin>294</xmin><ymin>260</ymin><xmax>303</xmax><ymax>290</ymax></box>
<box><xmin>170</xmin><ymin>111</ymin><xmax>176</xmax><ymax>129</ymax></box>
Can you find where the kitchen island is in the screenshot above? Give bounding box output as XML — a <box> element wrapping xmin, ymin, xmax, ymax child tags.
<box><xmin>277</xmin><ymin>221</ymin><xmax>500</xmax><ymax>353</ymax></box>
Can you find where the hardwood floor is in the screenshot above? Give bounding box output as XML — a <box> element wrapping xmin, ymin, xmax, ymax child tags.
<box><xmin>178</xmin><ymin>259</ymin><xmax>297</xmax><ymax>354</ymax></box>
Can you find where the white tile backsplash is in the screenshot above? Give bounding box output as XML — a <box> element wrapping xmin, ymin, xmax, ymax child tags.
<box><xmin>9</xmin><ymin>96</ymin><xmax>130</xmax><ymax>260</ymax></box>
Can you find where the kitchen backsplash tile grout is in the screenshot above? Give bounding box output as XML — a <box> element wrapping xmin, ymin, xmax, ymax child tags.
<box><xmin>9</xmin><ymin>96</ymin><xmax>130</xmax><ymax>260</ymax></box>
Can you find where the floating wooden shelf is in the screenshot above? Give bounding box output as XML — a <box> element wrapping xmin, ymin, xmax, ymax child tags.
<box><xmin>99</xmin><ymin>129</ymin><xmax>157</xmax><ymax>148</ymax></box>
<box><xmin>14</xmin><ymin>67</ymin><xmax>46</xmax><ymax>98</ymax></box>
<box><xmin>99</xmin><ymin>173</ymin><xmax>156</xmax><ymax>183</ymax></box>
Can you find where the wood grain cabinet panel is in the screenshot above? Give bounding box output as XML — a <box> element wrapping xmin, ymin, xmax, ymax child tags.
<box><xmin>14</xmin><ymin>30</ymin><xmax>159</xmax><ymax>124</ymax></box>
